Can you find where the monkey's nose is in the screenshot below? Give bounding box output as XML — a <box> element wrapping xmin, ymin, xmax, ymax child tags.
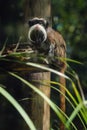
<box><xmin>35</xmin><ymin>24</ymin><xmax>40</xmax><ymax>30</ymax></box>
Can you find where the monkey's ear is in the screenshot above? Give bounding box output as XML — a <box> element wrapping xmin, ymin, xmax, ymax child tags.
<box><xmin>28</xmin><ymin>19</ymin><xmax>32</xmax><ymax>26</ymax></box>
<box><xmin>45</xmin><ymin>20</ymin><xmax>49</xmax><ymax>28</ymax></box>
<box><xmin>44</xmin><ymin>17</ymin><xmax>51</xmax><ymax>28</ymax></box>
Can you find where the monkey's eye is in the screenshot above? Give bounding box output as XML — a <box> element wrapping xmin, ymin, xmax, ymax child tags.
<box><xmin>28</xmin><ymin>20</ymin><xmax>40</xmax><ymax>27</ymax></box>
<box><xmin>28</xmin><ymin>20</ymin><xmax>37</xmax><ymax>26</ymax></box>
<box><xmin>40</xmin><ymin>20</ymin><xmax>49</xmax><ymax>28</ymax></box>
<box><xmin>28</xmin><ymin>20</ymin><xmax>33</xmax><ymax>27</ymax></box>
<box><xmin>38</xmin><ymin>20</ymin><xmax>46</xmax><ymax>27</ymax></box>
<box><xmin>39</xmin><ymin>21</ymin><xmax>42</xmax><ymax>24</ymax></box>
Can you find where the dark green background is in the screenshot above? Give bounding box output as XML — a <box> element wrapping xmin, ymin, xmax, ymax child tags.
<box><xmin>0</xmin><ymin>0</ymin><xmax>87</xmax><ymax>129</ymax></box>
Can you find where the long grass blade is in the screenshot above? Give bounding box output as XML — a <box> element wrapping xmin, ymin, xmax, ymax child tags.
<box><xmin>0</xmin><ymin>85</ymin><xmax>36</xmax><ymax>130</ymax></box>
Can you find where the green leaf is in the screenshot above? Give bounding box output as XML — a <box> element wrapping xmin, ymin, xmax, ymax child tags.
<box><xmin>0</xmin><ymin>85</ymin><xmax>36</xmax><ymax>130</ymax></box>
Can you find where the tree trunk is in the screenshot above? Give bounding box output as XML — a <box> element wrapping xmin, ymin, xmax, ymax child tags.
<box><xmin>23</xmin><ymin>0</ymin><xmax>51</xmax><ymax>130</ymax></box>
<box><xmin>29</xmin><ymin>72</ymin><xmax>50</xmax><ymax>130</ymax></box>
<box><xmin>24</xmin><ymin>0</ymin><xmax>51</xmax><ymax>20</ymax></box>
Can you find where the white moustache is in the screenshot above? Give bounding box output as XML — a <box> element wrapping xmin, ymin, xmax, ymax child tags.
<box><xmin>28</xmin><ymin>24</ymin><xmax>47</xmax><ymax>43</ymax></box>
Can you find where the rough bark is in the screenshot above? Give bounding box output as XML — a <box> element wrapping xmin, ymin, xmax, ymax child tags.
<box><xmin>24</xmin><ymin>0</ymin><xmax>51</xmax><ymax>20</ymax></box>
<box><xmin>29</xmin><ymin>72</ymin><xmax>50</xmax><ymax>130</ymax></box>
<box><xmin>23</xmin><ymin>0</ymin><xmax>51</xmax><ymax>130</ymax></box>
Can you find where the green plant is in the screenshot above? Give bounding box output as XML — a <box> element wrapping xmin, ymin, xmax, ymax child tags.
<box><xmin>0</xmin><ymin>45</ymin><xmax>87</xmax><ymax>130</ymax></box>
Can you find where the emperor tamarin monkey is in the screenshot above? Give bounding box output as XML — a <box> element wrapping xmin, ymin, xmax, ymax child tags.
<box><xmin>28</xmin><ymin>17</ymin><xmax>66</xmax><ymax>71</ymax></box>
<box><xmin>28</xmin><ymin>18</ymin><xmax>66</xmax><ymax>129</ymax></box>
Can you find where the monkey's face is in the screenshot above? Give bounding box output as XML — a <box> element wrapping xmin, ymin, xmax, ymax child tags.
<box><xmin>28</xmin><ymin>18</ymin><xmax>48</xmax><ymax>45</ymax></box>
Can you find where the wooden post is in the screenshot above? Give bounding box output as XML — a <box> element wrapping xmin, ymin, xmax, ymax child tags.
<box><xmin>23</xmin><ymin>0</ymin><xmax>51</xmax><ymax>130</ymax></box>
<box><xmin>29</xmin><ymin>72</ymin><xmax>50</xmax><ymax>130</ymax></box>
<box><xmin>24</xmin><ymin>0</ymin><xmax>51</xmax><ymax>20</ymax></box>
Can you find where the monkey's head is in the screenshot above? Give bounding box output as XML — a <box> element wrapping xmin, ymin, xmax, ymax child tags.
<box><xmin>28</xmin><ymin>17</ymin><xmax>49</xmax><ymax>45</ymax></box>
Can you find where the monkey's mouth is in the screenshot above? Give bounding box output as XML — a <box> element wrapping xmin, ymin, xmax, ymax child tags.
<box><xmin>28</xmin><ymin>24</ymin><xmax>47</xmax><ymax>44</ymax></box>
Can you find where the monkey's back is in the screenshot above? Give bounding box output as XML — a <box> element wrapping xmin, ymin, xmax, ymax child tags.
<box><xmin>47</xmin><ymin>27</ymin><xmax>66</xmax><ymax>69</ymax></box>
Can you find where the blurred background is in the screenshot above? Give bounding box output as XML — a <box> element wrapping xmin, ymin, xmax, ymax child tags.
<box><xmin>0</xmin><ymin>0</ymin><xmax>87</xmax><ymax>129</ymax></box>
